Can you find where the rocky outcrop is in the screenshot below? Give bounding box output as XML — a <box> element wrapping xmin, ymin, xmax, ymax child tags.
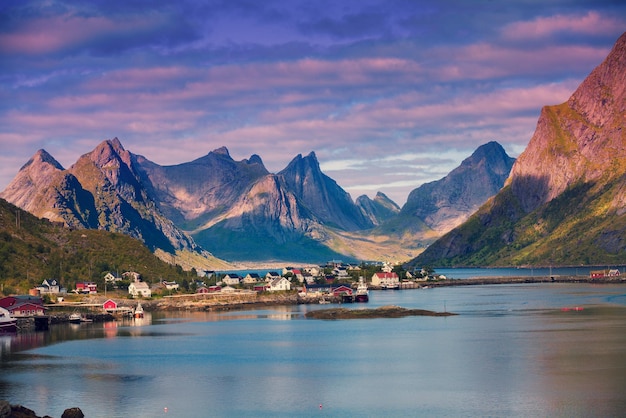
<box><xmin>0</xmin><ymin>400</ymin><xmax>83</xmax><ymax>418</ymax></box>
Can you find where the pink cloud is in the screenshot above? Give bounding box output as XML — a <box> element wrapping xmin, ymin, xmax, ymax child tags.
<box><xmin>0</xmin><ymin>13</ymin><xmax>166</xmax><ymax>55</ymax></box>
<box><xmin>502</xmin><ymin>11</ymin><xmax>625</xmax><ymax>41</ymax></box>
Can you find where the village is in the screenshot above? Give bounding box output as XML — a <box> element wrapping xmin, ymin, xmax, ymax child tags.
<box><xmin>0</xmin><ymin>261</ymin><xmax>446</xmax><ymax>331</ymax></box>
<box><xmin>2</xmin><ymin>262</ymin><xmax>623</xmax><ymax>333</ymax></box>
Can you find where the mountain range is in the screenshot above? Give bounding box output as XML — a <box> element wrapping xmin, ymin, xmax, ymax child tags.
<box><xmin>408</xmin><ymin>31</ymin><xmax>626</xmax><ymax>268</ymax></box>
<box><xmin>1</xmin><ymin>137</ymin><xmax>513</xmax><ymax>266</ymax></box>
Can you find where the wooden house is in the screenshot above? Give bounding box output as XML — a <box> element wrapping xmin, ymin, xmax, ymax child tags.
<box><xmin>269</xmin><ymin>277</ymin><xmax>291</xmax><ymax>292</ymax></box>
<box><xmin>103</xmin><ymin>299</ymin><xmax>118</xmax><ymax>311</ymax></box>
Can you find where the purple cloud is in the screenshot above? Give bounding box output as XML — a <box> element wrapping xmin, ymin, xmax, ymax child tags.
<box><xmin>1</xmin><ymin>0</ymin><xmax>625</xmax><ymax>206</ymax></box>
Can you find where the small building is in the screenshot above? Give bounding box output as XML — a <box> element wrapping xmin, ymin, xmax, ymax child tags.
<box><xmin>243</xmin><ymin>273</ymin><xmax>261</xmax><ymax>284</ymax></box>
<box><xmin>162</xmin><ymin>280</ymin><xmax>179</xmax><ymax>290</ymax></box>
<box><xmin>5</xmin><ymin>301</ymin><xmax>47</xmax><ymax>317</ymax></box>
<box><xmin>591</xmin><ymin>269</ymin><xmax>621</xmax><ymax>278</ymax></box>
<box><xmin>265</xmin><ymin>271</ymin><xmax>281</xmax><ymax>282</ymax></box>
<box><xmin>104</xmin><ymin>272</ymin><xmax>122</xmax><ymax>283</ymax></box>
<box><xmin>103</xmin><ymin>299</ymin><xmax>118</xmax><ymax>311</ymax></box>
<box><xmin>129</xmin><ymin>281</ymin><xmax>152</xmax><ymax>298</ymax></box>
<box><xmin>0</xmin><ymin>295</ymin><xmax>43</xmax><ymax>309</ymax></box>
<box><xmin>371</xmin><ymin>272</ymin><xmax>400</xmax><ymax>288</ymax></box>
<box><xmin>75</xmin><ymin>282</ymin><xmax>98</xmax><ymax>294</ymax></box>
<box><xmin>269</xmin><ymin>277</ymin><xmax>291</xmax><ymax>292</ymax></box>
<box><xmin>253</xmin><ymin>283</ymin><xmax>269</xmax><ymax>292</ymax></box>
<box><xmin>196</xmin><ymin>286</ymin><xmax>210</xmax><ymax>294</ymax></box>
<box><xmin>223</xmin><ymin>274</ymin><xmax>241</xmax><ymax>286</ymax></box>
<box><xmin>37</xmin><ymin>279</ymin><xmax>60</xmax><ymax>294</ymax></box>
<box><xmin>122</xmin><ymin>271</ymin><xmax>141</xmax><ymax>282</ymax></box>
<box><xmin>208</xmin><ymin>285</ymin><xmax>222</xmax><ymax>292</ymax></box>
<box><xmin>221</xmin><ymin>285</ymin><xmax>236</xmax><ymax>293</ymax></box>
<box><xmin>332</xmin><ymin>285</ymin><xmax>353</xmax><ymax>297</ymax></box>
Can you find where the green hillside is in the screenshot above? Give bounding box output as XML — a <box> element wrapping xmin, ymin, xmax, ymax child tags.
<box><xmin>0</xmin><ymin>198</ymin><xmax>198</xmax><ymax>296</ymax></box>
<box><xmin>409</xmin><ymin>178</ymin><xmax>626</xmax><ymax>268</ymax></box>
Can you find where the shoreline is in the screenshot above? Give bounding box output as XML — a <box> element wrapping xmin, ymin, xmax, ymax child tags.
<box><xmin>34</xmin><ymin>275</ymin><xmax>626</xmax><ymax>317</ymax></box>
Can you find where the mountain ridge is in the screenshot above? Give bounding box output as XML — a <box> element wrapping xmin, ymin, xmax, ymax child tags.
<box><xmin>408</xmin><ymin>31</ymin><xmax>626</xmax><ymax>268</ymax></box>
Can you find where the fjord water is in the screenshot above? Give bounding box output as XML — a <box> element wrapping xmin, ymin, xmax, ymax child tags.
<box><xmin>2</xmin><ymin>283</ymin><xmax>626</xmax><ymax>417</ymax></box>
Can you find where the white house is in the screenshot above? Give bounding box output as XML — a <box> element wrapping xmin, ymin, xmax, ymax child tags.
<box><xmin>104</xmin><ymin>272</ymin><xmax>122</xmax><ymax>283</ymax></box>
<box><xmin>269</xmin><ymin>277</ymin><xmax>291</xmax><ymax>292</ymax></box>
<box><xmin>381</xmin><ymin>263</ymin><xmax>393</xmax><ymax>273</ymax></box>
<box><xmin>223</xmin><ymin>274</ymin><xmax>241</xmax><ymax>286</ymax></box>
<box><xmin>123</xmin><ymin>271</ymin><xmax>141</xmax><ymax>282</ymax></box>
<box><xmin>371</xmin><ymin>272</ymin><xmax>400</xmax><ymax>288</ymax></box>
<box><xmin>129</xmin><ymin>281</ymin><xmax>151</xmax><ymax>298</ymax></box>
<box><xmin>162</xmin><ymin>280</ymin><xmax>179</xmax><ymax>290</ymax></box>
<box><xmin>243</xmin><ymin>273</ymin><xmax>261</xmax><ymax>284</ymax></box>
<box><xmin>37</xmin><ymin>279</ymin><xmax>60</xmax><ymax>294</ymax></box>
<box><xmin>265</xmin><ymin>271</ymin><xmax>281</xmax><ymax>282</ymax></box>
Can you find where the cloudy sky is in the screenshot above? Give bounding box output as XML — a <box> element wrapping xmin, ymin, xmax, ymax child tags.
<box><xmin>1</xmin><ymin>1</ymin><xmax>624</xmax><ymax>205</ymax></box>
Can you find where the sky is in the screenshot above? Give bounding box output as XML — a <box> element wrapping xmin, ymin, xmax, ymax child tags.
<box><xmin>1</xmin><ymin>1</ymin><xmax>625</xmax><ymax>206</ymax></box>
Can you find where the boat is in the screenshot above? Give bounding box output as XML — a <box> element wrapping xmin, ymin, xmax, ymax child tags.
<box><xmin>0</xmin><ymin>307</ymin><xmax>17</xmax><ymax>333</ymax></box>
<box><xmin>319</xmin><ymin>297</ymin><xmax>330</xmax><ymax>305</ymax></box>
<box><xmin>134</xmin><ymin>302</ymin><xmax>144</xmax><ymax>318</ymax></box>
<box><xmin>69</xmin><ymin>312</ymin><xmax>82</xmax><ymax>323</ymax></box>
<box><xmin>355</xmin><ymin>280</ymin><xmax>369</xmax><ymax>303</ymax></box>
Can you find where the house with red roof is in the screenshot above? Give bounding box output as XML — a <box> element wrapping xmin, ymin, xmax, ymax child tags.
<box><xmin>371</xmin><ymin>272</ymin><xmax>400</xmax><ymax>288</ymax></box>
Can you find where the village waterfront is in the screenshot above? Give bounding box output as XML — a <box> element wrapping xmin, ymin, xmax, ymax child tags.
<box><xmin>2</xmin><ymin>279</ymin><xmax>626</xmax><ymax>417</ymax></box>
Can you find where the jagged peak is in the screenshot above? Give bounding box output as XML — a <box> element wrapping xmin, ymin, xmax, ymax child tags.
<box><xmin>211</xmin><ymin>146</ymin><xmax>231</xmax><ymax>157</ymax></box>
<box><xmin>283</xmin><ymin>151</ymin><xmax>320</xmax><ymax>172</ymax></box>
<box><xmin>246</xmin><ymin>154</ymin><xmax>264</xmax><ymax>165</ymax></box>
<box><xmin>21</xmin><ymin>149</ymin><xmax>64</xmax><ymax>171</ymax></box>
<box><xmin>109</xmin><ymin>137</ymin><xmax>124</xmax><ymax>152</ymax></box>
<box><xmin>567</xmin><ymin>31</ymin><xmax>626</xmax><ymax>121</ymax></box>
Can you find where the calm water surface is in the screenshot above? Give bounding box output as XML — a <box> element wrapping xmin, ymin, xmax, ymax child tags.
<box><xmin>2</xmin><ymin>283</ymin><xmax>626</xmax><ymax>417</ymax></box>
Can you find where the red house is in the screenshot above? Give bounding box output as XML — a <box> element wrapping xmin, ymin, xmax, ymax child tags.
<box><xmin>103</xmin><ymin>299</ymin><xmax>118</xmax><ymax>311</ymax></box>
<box><xmin>7</xmin><ymin>302</ymin><xmax>47</xmax><ymax>317</ymax></box>
<box><xmin>332</xmin><ymin>285</ymin><xmax>353</xmax><ymax>296</ymax></box>
<box><xmin>76</xmin><ymin>282</ymin><xmax>98</xmax><ymax>294</ymax></box>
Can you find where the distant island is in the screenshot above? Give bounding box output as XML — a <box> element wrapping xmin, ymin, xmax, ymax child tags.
<box><xmin>304</xmin><ymin>305</ymin><xmax>456</xmax><ymax>319</ymax></box>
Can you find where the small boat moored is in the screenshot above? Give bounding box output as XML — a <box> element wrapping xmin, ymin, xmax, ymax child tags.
<box><xmin>69</xmin><ymin>312</ymin><xmax>82</xmax><ymax>324</ymax></box>
<box><xmin>0</xmin><ymin>307</ymin><xmax>17</xmax><ymax>333</ymax></box>
<box><xmin>355</xmin><ymin>279</ymin><xmax>369</xmax><ymax>303</ymax></box>
<box><xmin>134</xmin><ymin>302</ymin><xmax>144</xmax><ymax>318</ymax></box>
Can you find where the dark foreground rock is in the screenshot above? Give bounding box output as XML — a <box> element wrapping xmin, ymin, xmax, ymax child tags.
<box><xmin>0</xmin><ymin>401</ymin><xmax>83</xmax><ymax>418</ymax></box>
<box><xmin>305</xmin><ymin>305</ymin><xmax>457</xmax><ymax>319</ymax></box>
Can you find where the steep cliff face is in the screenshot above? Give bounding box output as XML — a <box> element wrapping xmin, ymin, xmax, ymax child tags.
<box><xmin>2</xmin><ymin>139</ymin><xmax>202</xmax><ymax>254</ymax></box>
<box><xmin>356</xmin><ymin>192</ymin><xmax>401</xmax><ymax>226</ymax></box>
<box><xmin>409</xmin><ymin>32</ymin><xmax>626</xmax><ymax>268</ymax></box>
<box><xmin>508</xmin><ymin>32</ymin><xmax>626</xmax><ymax>213</ymax></box>
<box><xmin>135</xmin><ymin>147</ymin><xmax>269</xmax><ymax>225</ymax></box>
<box><xmin>278</xmin><ymin>152</ymin><xmax>374</xmax><ymax>231</ymax></box>
<box><xmin>192</xmin><ymin>174</ymin><xmax>346</xmax><ymax>262</ymax></box>
<box><xmin>402</xmin><ymin>141</ymin><xmax>515</xmax><ymax>233</ymax></box>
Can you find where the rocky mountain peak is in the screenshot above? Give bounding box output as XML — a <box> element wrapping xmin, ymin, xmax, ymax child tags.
<box><xmin>247</xmin><ymin>154</ymin><xmax>264</xmax><ymax>165</ymax></box>
<box><xmin>507</xmin><ymin>31</ymin><xmax>626</xmax><ymax>213</ymax></box>
<box><xmin>211</xmin><ymin>146</ymin><xmax>231</xmax><ymax>157</ymax></box>
<box><xmin>409</xmin><ymin>31</ymin><xmax>626</xmax><ymax>268</ymax></box>
<box><xmin>22</xmin><ymin>149</ymin><xmax>64</xmax><ymax>171</ymax></box>
<box><xmin>399</xmin><ymin>141</ymin><xmax>515</xmax><ymax>234</ymax></box>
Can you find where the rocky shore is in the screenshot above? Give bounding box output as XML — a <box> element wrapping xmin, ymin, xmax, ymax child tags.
<box><xmin>0</xmin><ymin>401</ymin><xmax>83</xmax><ymax>418</ymax></box>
